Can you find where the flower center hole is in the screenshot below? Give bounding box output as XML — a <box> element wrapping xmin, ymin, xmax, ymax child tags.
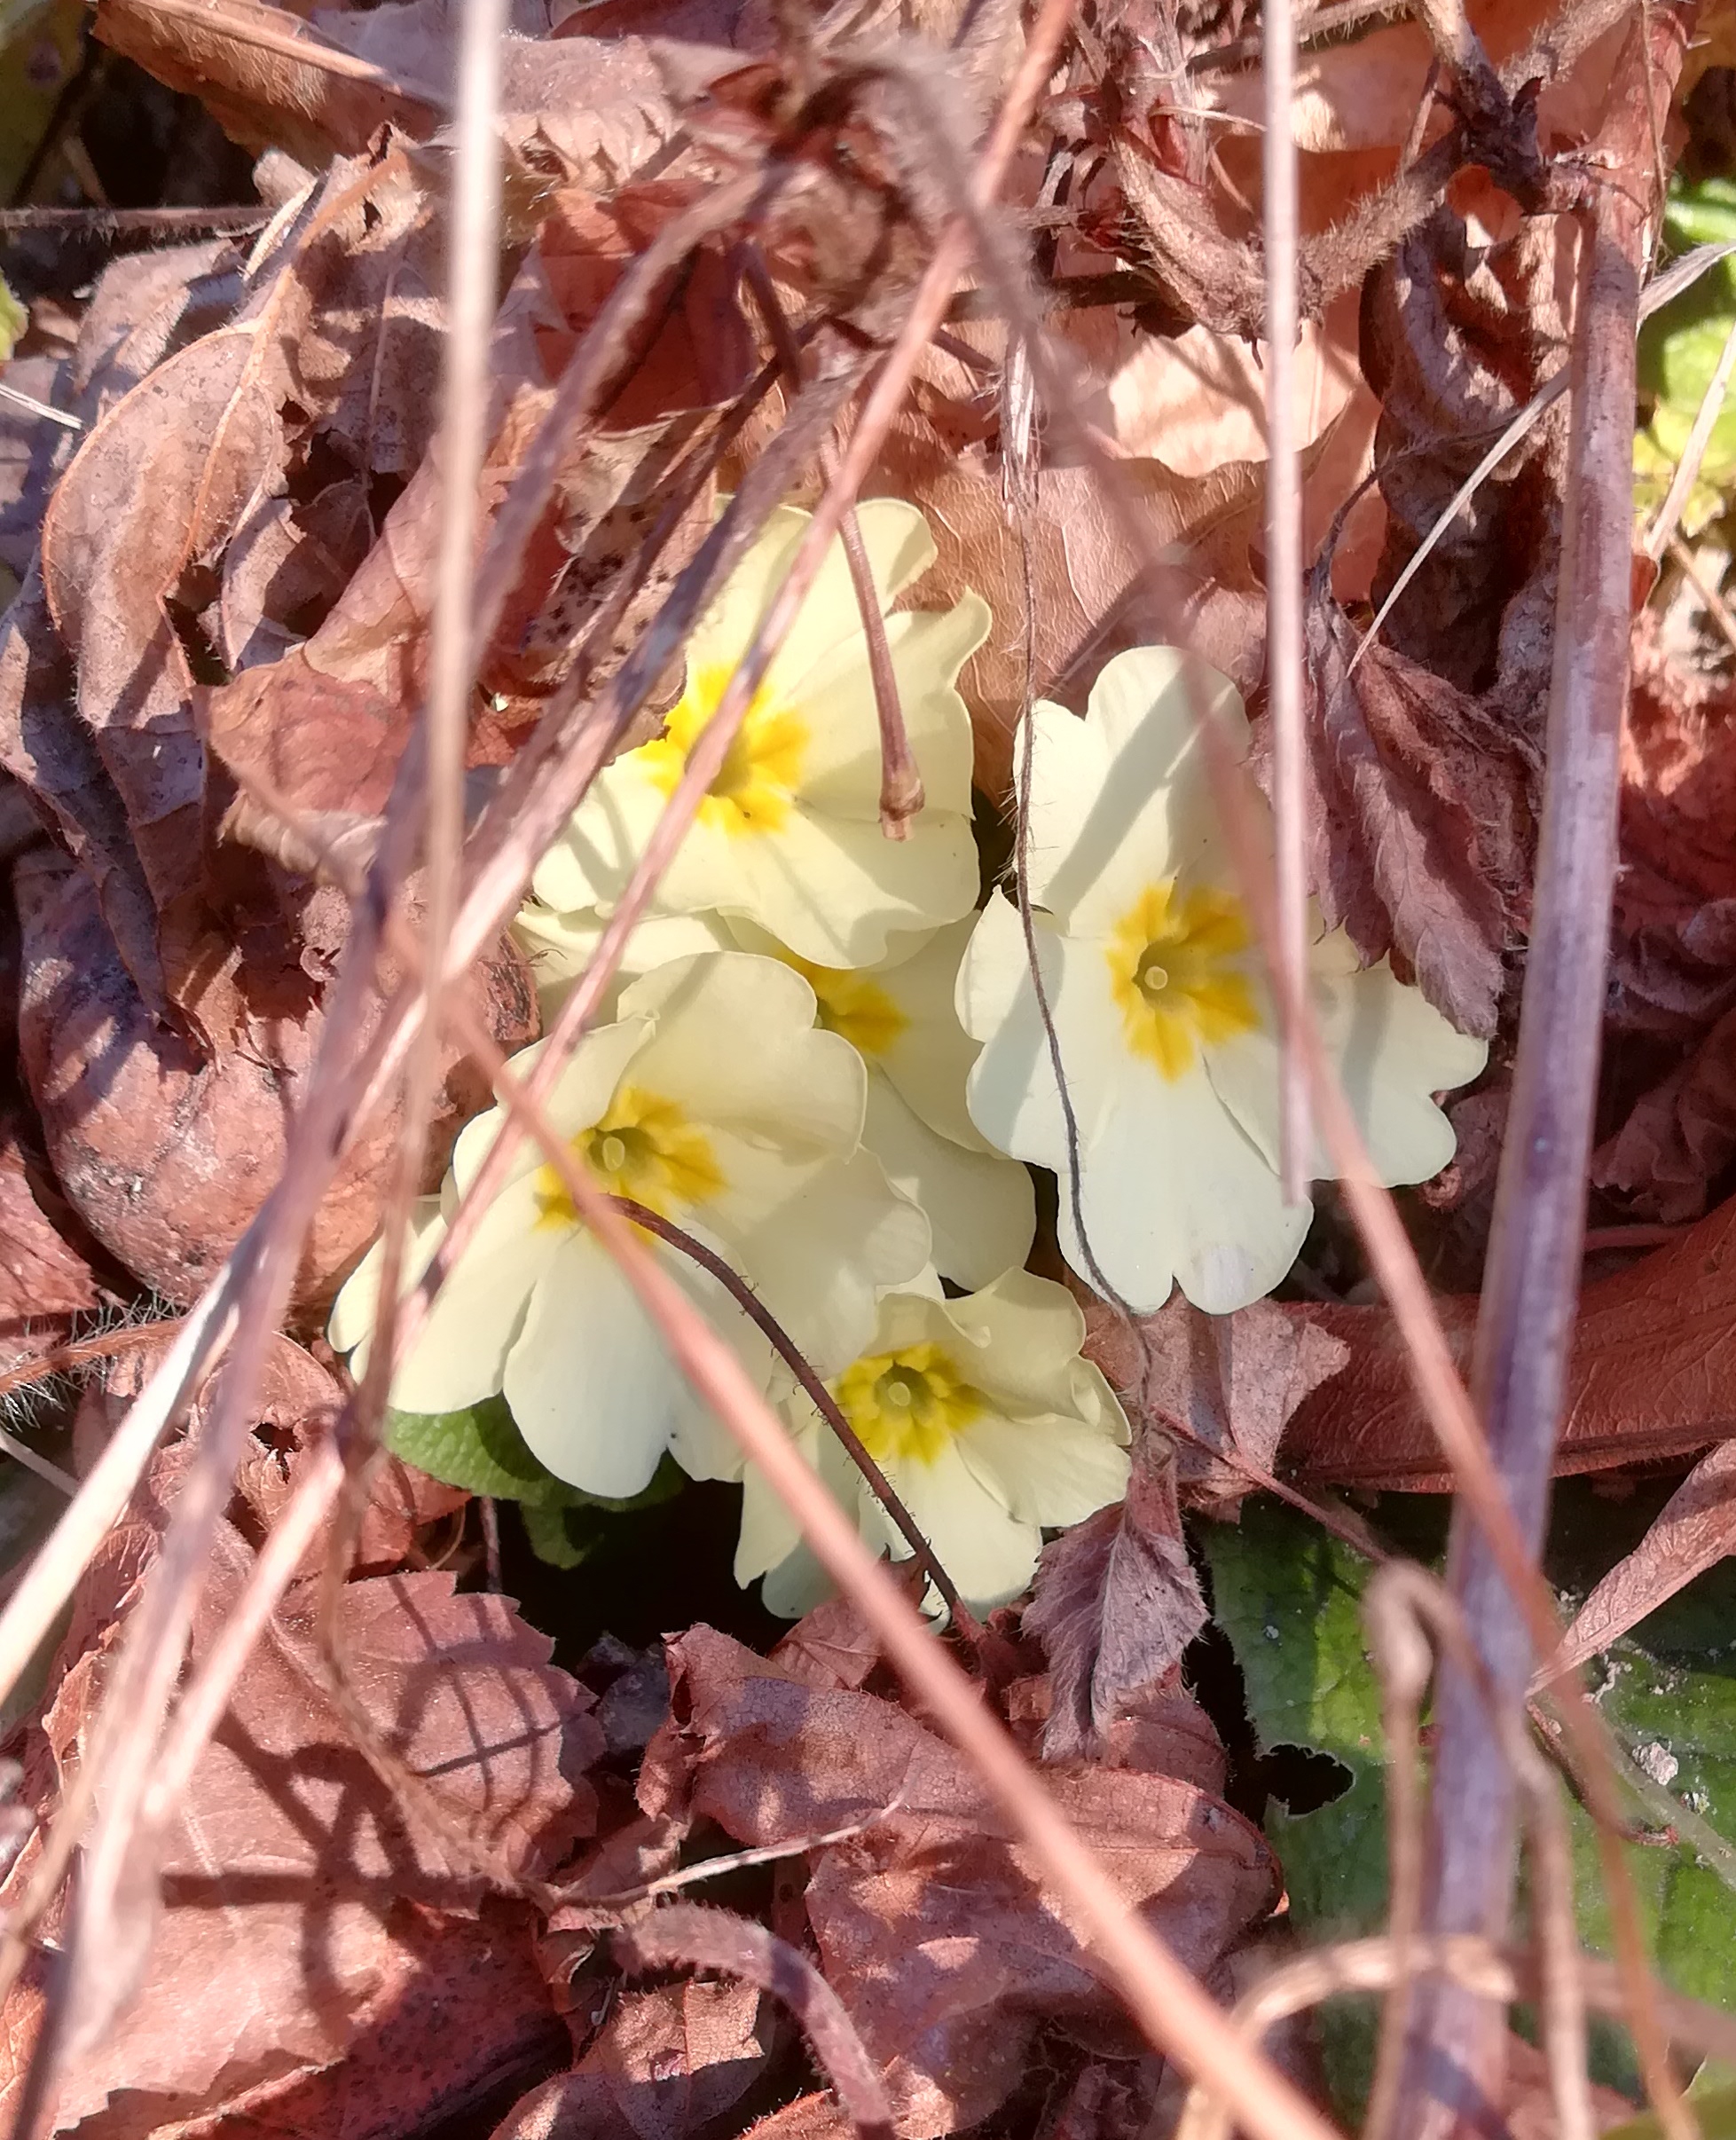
<box><xmin>1134</xmin><ymin>945</ymin><xmax>1170</xmax><ymax>1002</ymax></box>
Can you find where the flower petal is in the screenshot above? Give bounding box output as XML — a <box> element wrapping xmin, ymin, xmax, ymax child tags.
<box><xmin>789</xmin><ymin>599</ymin><xmax>986</xmax><ymax>819</ymax></box>
<box><xmin>389</xmin><ymin>1173</ymin><xmax>557</xmax><ymax>1414</ymax></box>
<box><xmin>695</xmin><ymin>499</ymin><xmax>943</xmax><ymax>704</ymax></box>
<box><xmin>869</xmin><ymin>1437</ymin><xmax>1041</xmax><ymax>1610</ymax></box>
<box><xmin>512</xmin><ymin>902</ymin><xmax>730</xmax><ymax>1024</ymax></box>
<box><xmin>955</xmin><ymin>1410</ymin><xmax>1129</xmax><ymax>1529</ymax></box>
<box><xmin>327</xmin><ymin>1195</ymin><xmax>443</xmax><ymax>1368</ymax></box>
<box><xmin>1068</xmin><ymin>1054</ymin><xmax>1309</xmax><ymax>1314</ymax></box>
<box><xmin>716</xmin><ymin>1144</ymin><xmax>931</xmax><ymax>1370</ymax></box>
<box><xmin>868</xmin><ymin>915</ymin><xmax>990</xmax><ymax>1149</ymax></box>
<box><xmin>742</xmin><ymin>803</ymin><xmax>981</xmax><ymax>967</ymax></box>
<box><xmin>861</xmin><ymin>1073</ymin><xmax>1033</xmax><ymax>1291</ymax></box>
<box><xmin>960</xmin><ymin>893</ymin><xmax>1120</xmax><ymax>1158</ymax></box>
<box><xmin>623</xmin><ymin>953</ymin><xmax>865</xmax><ymax>1154</ymax></box>
<box><xmin>1205</xmin><ymin>940</ymin><xmax>1487</xmax><ymax>1184</ymax></box>
<box><xmin>503</xmin><ymin>1228</ymin><xmax>694</xmax><ymax>1499</ymax></box>
<box><xmin>939</xmin><ymin>1266</ymin><xmax>1096</xmax><ymax>1404</ymax></box>
<box><xmin>449</xmin><ymin>1017</ymin><xmax>653</xmax><ymax>1195</ymax></box>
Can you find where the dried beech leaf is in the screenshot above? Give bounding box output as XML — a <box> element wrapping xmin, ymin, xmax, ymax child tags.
<box><xmin>647</xmin><ymin>1625</ymin><xmax>1276</xmax><ymax>2137</ymax></box>
<box><xmin>880</xmin><ymin>450</ymin><xmax>1266</xmax><ymax>798</ymax></box>
<box><xmin>1282</xmin><ymin>1197</ymin><xmax>1736</xmax><ymax>1486</ymax></box>
<box><xmin>14</xmin><ymin>850</ymin><xmax>535</xmax><ymax>1309</ymax></box>
<box><xmin>1024</xmin><ymin>1430</ymin><xmax>1205</xmax><ymax>1761</ymax></box>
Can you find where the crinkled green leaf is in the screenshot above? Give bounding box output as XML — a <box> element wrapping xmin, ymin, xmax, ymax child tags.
<box><xmin>1206</xmin><ymin>1496</ymin><xmax>1736</xmax><ymax>2112</ymax></box>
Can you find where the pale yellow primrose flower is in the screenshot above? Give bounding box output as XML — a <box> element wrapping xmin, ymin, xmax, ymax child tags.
<box><xmin>329</xmin><ymin>951</ymin><xmax>931</xmax><ymax>1500</ymax></box>
<box><xmin>513</xmin><ymin>903</ymin><xmax>1035</xmax><ymax>1292</ymax></box>
<box><xmin>709</xmin><ymin>1268</ymin><xmax>1130</xmax><ymax>1617</ymax></box>
<box><xmin>958</xmin><ymin>647</ymin><xmax>1488</xmax><ymax>1316</ymax></box>
<box><xmin>531</xmin><ymin>500</ymin><xmax>990</xmax><ymax>968</ymax></box>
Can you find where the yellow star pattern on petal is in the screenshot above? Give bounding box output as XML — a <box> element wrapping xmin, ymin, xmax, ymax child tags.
<box><xmin>1106</xmin><ymin>879</ymin><xmax>1261</xmax><ymax>1080</ymax></box>
<box><xmin>536</xmin><ymin>1083</ymin><xmax>725</xmax><ymax>1225</ymax></box>
<box><xmin>639</xmin><ymin>664</ymin><xmax>808</xmax><ymax>837</ymax></box>
<box><xmin>833</xmin><ymin>1339</ymin><xmax>984</xmax><ymax>1467</ymax></box>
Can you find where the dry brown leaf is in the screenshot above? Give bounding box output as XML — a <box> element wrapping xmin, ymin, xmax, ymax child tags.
<box><xmin>0</xmin><ymin>1111</ymin><xmax>102</xmax><ymax>1376</ymax></box>
<box><xmin>1549</xmin><ymin>1439</ymin><xmax>1736</xmax><ymax>1681</ymax></box>
<box><xmin>0</xmin><ymin>1428</ymin><xmax>599</xmax><ymax>2137</ymax></box>
<box><xmin>1282</xmin><ymin>1195</ymin><xmax>1736</xmax><ymax>1487</ymax></box>
<box><xmin>1023</xmin><ymin>1428</ymin><xmax>1206</xmax><ymax>1762</ymax></box>
<box><xmin>880</xmin><ymin>450</ymin><xmax>1267</xmax><ymax>799</ymax></box>
<box><xmin>489</xmin><ymin>1978</ymin><xmax>769</xmax><ymax>2140</ymax></box>
<box><xmin>14</xmin><ymin>849</ymin><xmax>535</xmax><ymax>1310</ymax></box>
<box><xmin>1296</xmin><ymin>584</ymin><xmax>1535</xmax><ymax>1037</ymax></box>
<box><xmin>1088</xmin><ymin>1292</ymin><xmax>1353</xmax><ymax>1508</ymax></box>
<box><xmin>641</xmin><ymin>1625</ymin><xmax>1277</xmax><ymax>2138</ymax></box>
<box><xmin>92</xmin><ymin>0</ymin><xmax>444</xmax><ymax>162</ymax></box>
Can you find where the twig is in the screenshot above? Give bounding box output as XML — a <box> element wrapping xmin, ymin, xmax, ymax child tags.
<box><xmin>1403</xmin><ymin>17</ymin><xmax>1693</xmax><ymax>2134</ymax></box>
<box><xmin>1645</xmin><ymin>313</ymin><xmax>1736</xmax><ymax>563</ymax></box>
<box><xmin>1262</xmin><ymin>0</ymin><xmax>1314</xmax><ymax>1200</ymax></box>
<box><xmin>0</xmin><ymin>204</ymin><xmax>268</xmax><ymax>237</ymax></box>
<box><xmin>0</xmin><ymin>383</ymin><xmax>81</xmax><ymax>434</ymax></box>
<box><xmin>0</xmin><ymin>1431</ymin><xmax>75</xmax><ymax>1498</ymax></box>
<box><xmin>617</xmin><ymin>1904</ymin><xmax>894</xmax><ymax>2140</ymax></box>
<box><xmin>585</xmin><ymin>1799</ymin><xmax>903</xmax><ymax>1907</ymax></box>
<box><xmin>1174</xmin><ymin>1932</ymin><xmax>1736</xmax><ymax>2139</ymax></box>
<box><xmin>1666</xmin><ymin>533</ymin><xmax>1736</xmax><ymax>660</ymax></box>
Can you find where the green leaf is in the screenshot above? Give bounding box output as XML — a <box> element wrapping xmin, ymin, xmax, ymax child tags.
<box><xmin>520</xmin><ymin>1499</ymin><xmax>608</xmax><ymax>1569</ymax></box>
<box><xmin>1206</xmin><ymin>1497</ymin><xmax>1736</xmax><ymax>2112</ymax></box>
<box><xmin>388</xmin><ymin>1397</ymin><xmax>585</xmax><ymax>1505</ymax></box>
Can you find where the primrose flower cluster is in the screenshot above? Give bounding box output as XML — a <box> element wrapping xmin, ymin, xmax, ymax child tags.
<box><xmin>333</xmin><ymin>500</ymin><xmax>1486</xmax><ymax>1614</ymax></box>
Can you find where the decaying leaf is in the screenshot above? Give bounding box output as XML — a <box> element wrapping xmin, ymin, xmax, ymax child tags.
<box><xmin>0</xmin><ymin>1426</ymin><xmax>600</xmax><ymax>2137</ymax></box>
<box><xmin>640</xmin><ymin>1625</ymin><xmax>1276</xmax><ymax>2137</ymax></box>
<box><xmin>1024</xmin><ymin>1428</ymin><xmax>1206</xmax><ymax>1762</ymax></box>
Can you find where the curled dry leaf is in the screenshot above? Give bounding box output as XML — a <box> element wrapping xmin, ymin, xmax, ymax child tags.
<box><xmin>487</xmin><ymin>1978</ymin><xmax>769</xmax><ymax>2140</ymax></box>
<box><xmin>0</xmin><ymin>1110</ymin><xmax>101</xmax><ymax>1375</ymax></box>
<box><xmin>1549</xmin><ymin>1437</ymin><xmax>1736</xmax><ymax>1682</ymax></box>
<box><xmin>639</xmin><ymin>1625</ymin><xmax>1276</xmax><ymax>2138</ymax></box>
<box><xmin>1023</xmin><ymin>1428</ymin><xmax>1206</xmax><ymax>1762</ymax></box>
<box><xmin>1296</xmin><ymin>570</ymin><xmax>1535</xmax><ymax>1040</ymax></box>
<box><xmin>0</xmin><ymin>1432</ymin><xmax>601</xmax><ymax>2138</ymax></box>
<box><xmin>14</xmin><ymin>848</ymin><xmax>536</xmax><ymax>1310</ymax></box>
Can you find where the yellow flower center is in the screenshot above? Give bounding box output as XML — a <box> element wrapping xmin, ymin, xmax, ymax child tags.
<box><xmin>639</xmin><ymin>663</ymin><xmax>807</xmax><ymax>836</ymax></box>
<box><xmin>782</xmin><ymin>956</ymin><xmax>907</xmax><ymax>1058</ymax></box>
<box><xmin>536</xmin><ymin>1084</ymin><xmax>724</xmax><ymax>1225</ymax></box>
<box><xmin>1106</xmin><ymin>880</ymin><xmax>1260</xmax><ymax>1080</ymax></box>
<box><xmin>833</xmin><ymin>1340</ymin><xmax>983</xmax><ymax>1467</ymax></box>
